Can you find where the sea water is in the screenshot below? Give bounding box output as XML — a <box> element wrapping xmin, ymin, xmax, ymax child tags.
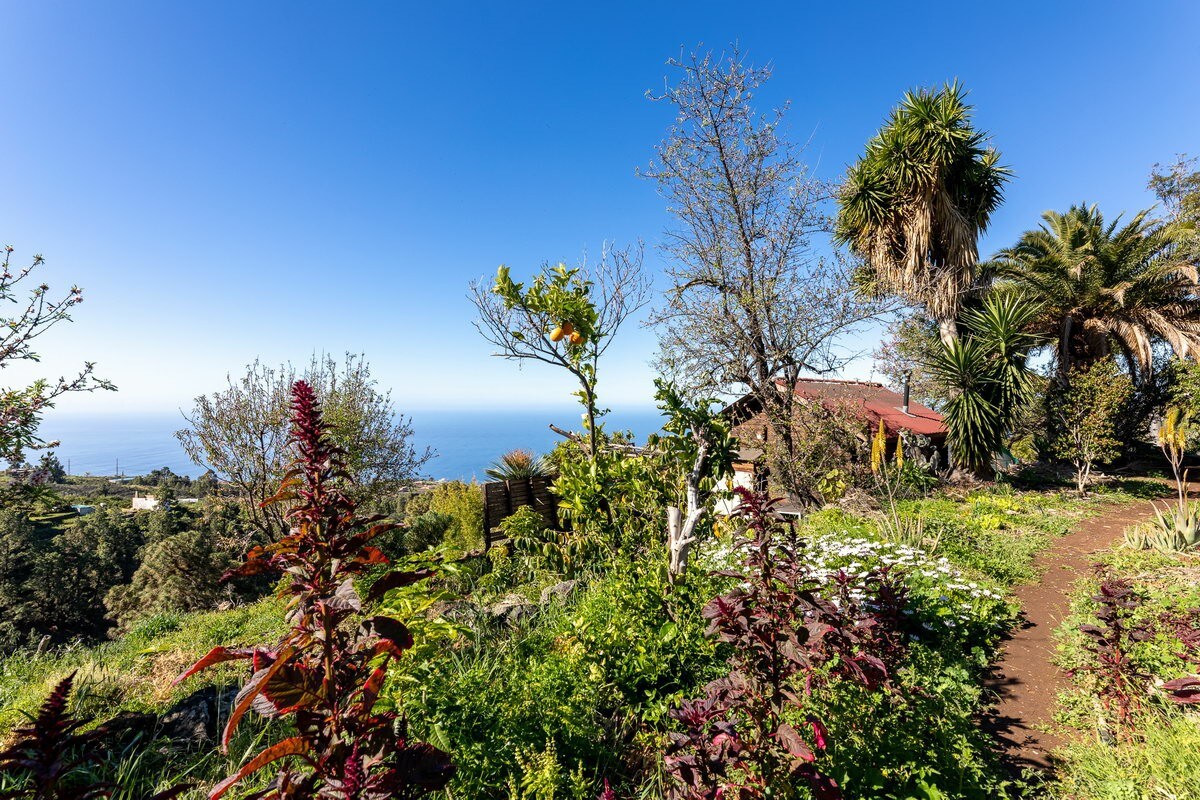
<box><xmin>34</xmin><ymin>407</ymin><xmax>665</xmax><ymax>481</ymax></box>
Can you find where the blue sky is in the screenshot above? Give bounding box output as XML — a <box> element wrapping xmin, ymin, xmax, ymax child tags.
<box><xmin>2</xmin><ymin>1</ymin><xmax>1197</xmax><ymax>416</ymax></box>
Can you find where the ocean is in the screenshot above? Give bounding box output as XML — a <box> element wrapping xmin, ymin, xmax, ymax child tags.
<box><xmin>34</xmin><ymin>407</ymin><xmax>666</xmax><ymax>481</ymax></box>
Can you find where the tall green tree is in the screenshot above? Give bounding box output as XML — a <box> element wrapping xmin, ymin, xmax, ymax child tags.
<box><xmin>990</xmin><ymin>204</ymin><xmax>1200</xmax><ymax>383</ymax></box>
<box><xmin>926</xmin><ymin>292</ymin><xmax>1042</xmax><ymax>474</ymax></box>
<box><xmin>105</xmin><ymin>529</ymin><xmax>236</xmax><ymax>630</ymax></box>
<box><xmin>1150</xmin><ymin>154</ymin><xmax>1200</xmax><ymax>258</ymax></box>
<box><xmin>836</xmin><ymin>81</ymin><xmax>1009</xmax><ymax>344</ymax></box>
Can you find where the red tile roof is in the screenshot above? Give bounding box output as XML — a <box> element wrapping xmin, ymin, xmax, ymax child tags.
<box><xmin>779</xmin><ymin>378</ymin><xmax>945</xmax><ymax>437</ymax></box>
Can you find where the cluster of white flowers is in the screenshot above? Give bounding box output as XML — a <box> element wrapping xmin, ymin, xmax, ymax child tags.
<box><xmin>800</xmin><ymin>534</ymin><xmax>1007</xmax><ymax>633</ymax></box>
<box><xmin>698</xmin><ymin>530</ymin><xmax>1010</xmax><ymax>639</ymax></box>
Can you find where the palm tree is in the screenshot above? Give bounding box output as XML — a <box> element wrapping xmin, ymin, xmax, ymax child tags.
<box><xmin>989</xmin><ymin>204</ymin><xmax>1200</xmax><ymax>383</ymax></box>
<box><xmin>836</xmin><ymin>81</ymin><xmax>1010</xmax><ymax>344</ymax></box>
<box><xmin>926</xmin><ymin>292</ymin><xmax>1043</xmax><ymax>475</ymax></box>
<box><xmin>485</xmin><ymin>449</ymin><xmax>551</xmax><ymax>481</ymax></box>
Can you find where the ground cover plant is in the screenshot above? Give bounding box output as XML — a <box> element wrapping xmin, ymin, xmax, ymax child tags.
<box><xmin>0</xmin><ymin>462</ymin><xmax>1154</xmax><ymax>800</ymax></box>
<box><xmin>1053</xmin><ymin>539</ymin><xmax>1200</xmax><ymax>799</ymax></box>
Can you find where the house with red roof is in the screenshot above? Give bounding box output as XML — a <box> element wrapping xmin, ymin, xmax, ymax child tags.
<box><xmin>722</xmin><ymin>378</ymin><xmax>947</xmax><ymax>500</ymax></box>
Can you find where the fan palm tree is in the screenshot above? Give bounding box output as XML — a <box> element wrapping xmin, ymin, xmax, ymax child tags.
<box><xmin>989</xmin><ymin>204</ymin><xmax>1200</xmax><ymax>383</ymax></box>
<box><xmin>926</xmin><ymin>292</ymin><xmax>1043</xmax><ymax>475</ymax></box>
<box><xmin>836</xmin><ymin>81</ymin><xmax>1010</xmax><ymax>344</ymax></box>
<box><xmin>485</xmin><ymin>449</ymin><xmax>551</xmax><ymax>481</ymax></box>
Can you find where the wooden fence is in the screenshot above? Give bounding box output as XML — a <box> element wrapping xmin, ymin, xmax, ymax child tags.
<box><xmin>482</xmin><ymin>476</ymin><xmax>561</xmax><ymax>550</ymax></box>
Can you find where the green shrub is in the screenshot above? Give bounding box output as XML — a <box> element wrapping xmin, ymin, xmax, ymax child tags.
<box><xmin>816</xmin><ymin>647</ymin><xmax>1018</xmax><ymax>798</ymax></box>
<box><xmin>503</xmin><ymin>505</ymin><xmax>597</xmax><ymax>580</ymax></box>
<box><xmin>404</xmin><ymin>510</ymin><xmax>455</xmax><ymax>554</ymax></box>
<box><xmin>104</xmin><ymin>529</ymin><xmax>237</xmax><ymax>630</ymax></box>
<box><xmin>402</xmin><ymin>561</ymin><xmax>723</xmax><ymax>798</ymax></box>
<box><xmin>426</xmin><ymin>480</ymin><xmax>484</xmax><ymax>552</ymax></box>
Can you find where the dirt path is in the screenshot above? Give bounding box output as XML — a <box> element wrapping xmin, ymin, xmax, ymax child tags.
<box><xmin>982</xmin><ymin>498</ymin><xmax>1161</xmax><ymax>772</ymax></box>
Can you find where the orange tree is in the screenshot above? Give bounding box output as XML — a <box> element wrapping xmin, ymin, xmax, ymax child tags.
<box><xmin>470</xmin><ymin>251</ymin><xmax>649</xmax><ymax>461</ymax></box>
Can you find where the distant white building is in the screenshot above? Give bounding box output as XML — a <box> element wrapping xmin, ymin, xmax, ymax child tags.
<box><xmin>131</xmin><ymin>494</ymin><xmax>160</xmax><ymax>511</ymax></box>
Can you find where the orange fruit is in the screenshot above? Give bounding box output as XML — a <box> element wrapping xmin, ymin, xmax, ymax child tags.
<box><xmin>569</xmin><ymin>331</ymin><xmax>584</xmax><ymax>345</ymax></box>
<box><xmin>549</xmin><ymin>327</ymin><xmax>565</xmax><ymax>342</ymax></box>
<box><xmin>561</xmin><ymin>321</ymin><xmax>575</xmax><ymax>336</ymax></box>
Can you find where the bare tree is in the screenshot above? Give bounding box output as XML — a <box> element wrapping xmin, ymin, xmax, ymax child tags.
<box><xmin>642</xmin><ymin>47</ymin><xmax>893</xmax><ymax>500</ymax></box>
<box><xmin>176</xmin><ymin>353</ymin><xmax>432</xmax><ymax>540</ymax></box>
<box><xmin>469</xmin><ymin>244</ymin><xmax>651</xmax><ymax>457</ymax></box>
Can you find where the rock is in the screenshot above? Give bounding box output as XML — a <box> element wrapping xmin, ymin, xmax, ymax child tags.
<box><xmin>539</xmin><ymin>579</ymin><xmax>579</xmax><ymax>606</ymax></box>
<box><xmin>488</xmin><ymin>593</ymin><xmax>536</xmax><ymax>625</ymax></box>
<box><xmin>429</xmin><ymin>599</ymin><xmax>482</xmax><ymax>625</ymax></box>
<box><xmin>159</xmin><ymin>685</ymin><xmax>237</xmax><ymax>746</ymax></box>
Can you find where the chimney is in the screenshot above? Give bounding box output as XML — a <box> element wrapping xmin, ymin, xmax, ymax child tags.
<box><xmin>902</xmin><ymin>370</ymin><xmax>912</xmax><ymax>415</ymax></box>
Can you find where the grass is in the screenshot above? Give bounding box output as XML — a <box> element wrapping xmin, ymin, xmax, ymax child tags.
<box><xmin>880</xmin><ymin>481</ymin><xmax>1163</xmax><ymax>588</ymax></box>
<box><xmin>0</xmin><ymin>596</ymin><xmax>290</xmax><ymax>799</ymax></box>
<box><xmin>0</xmin><ymin>596</ymin><xmax>286</xmax><ymax>734</ymax></box>
<box><xmin>1054</xmin><ymin>712</ymin><xmax>1200</xmax><ymax>800</ymax></box>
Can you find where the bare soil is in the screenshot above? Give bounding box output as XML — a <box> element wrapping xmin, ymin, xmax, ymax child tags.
<box><xmin>981</xmin><ymin>497</ymin><xmax>1163</xmax><ymax>773</ymax></box>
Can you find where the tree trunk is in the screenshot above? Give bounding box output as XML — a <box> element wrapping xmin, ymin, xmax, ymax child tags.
<box><xmin>938</xmin><ymin>317</ymin><xmax>958</xmax><ymax>347</ymax></box>
<box><xmin>668</xmin><ymin>440</ymin><xmax>710</xmax><ymax>582</ymax></box>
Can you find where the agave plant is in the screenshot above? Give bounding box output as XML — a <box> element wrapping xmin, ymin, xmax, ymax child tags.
<box><xmin>1126</xmin><ymin>502</ymin><xmax>1200</xmax><ymax>553</ymax></box>
<box><xmin>485</xmin><ymin>449</ymin><xmax>552</xmax><ymax>481</ymax></box>
<box><xmin>1153</xmin><ymin>501</ymin><xmax>1200</xmax><ymax>549</ymax></box>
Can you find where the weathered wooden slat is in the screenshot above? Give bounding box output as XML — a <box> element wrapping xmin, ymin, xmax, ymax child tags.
<box><xmin>481</xmin><ymin>476</ymin><xmax>562</xmax><ymax>549</ymax></box>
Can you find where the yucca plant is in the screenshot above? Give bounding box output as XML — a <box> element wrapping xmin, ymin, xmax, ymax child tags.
<box><xmin>925</xmin><ymin>292</ymin><xmax>1043</xmax><ymax>475</ymax></box>
<box><xmin>836</xmin><ymin>81</ymin><xmax>1010</xmax><ymax>344</ymax></box>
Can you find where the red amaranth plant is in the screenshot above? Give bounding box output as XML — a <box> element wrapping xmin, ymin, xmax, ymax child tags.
<box><xmin>1148</xmin><ymin>607</ymin><xmax>1200</xmax><ymax>705</ymax></box>
<box><xmin>1074</xmin><ymin>569</ymin><xmax>1153</xmax><ymax>730</ymax></box>
<box><xmin>176</xmin><ymin>381</ymin><xmax>453</xmax><ymax>800</ymax></box>
<box><xmin>0</xmin><ymin>672</ymin><xmax>185</xmax><ymax>800</ymax></box>
<box><xmin>663</xmin><ymin>489</ymin><xmax>906</xmax><ymax>800</ymax></box>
